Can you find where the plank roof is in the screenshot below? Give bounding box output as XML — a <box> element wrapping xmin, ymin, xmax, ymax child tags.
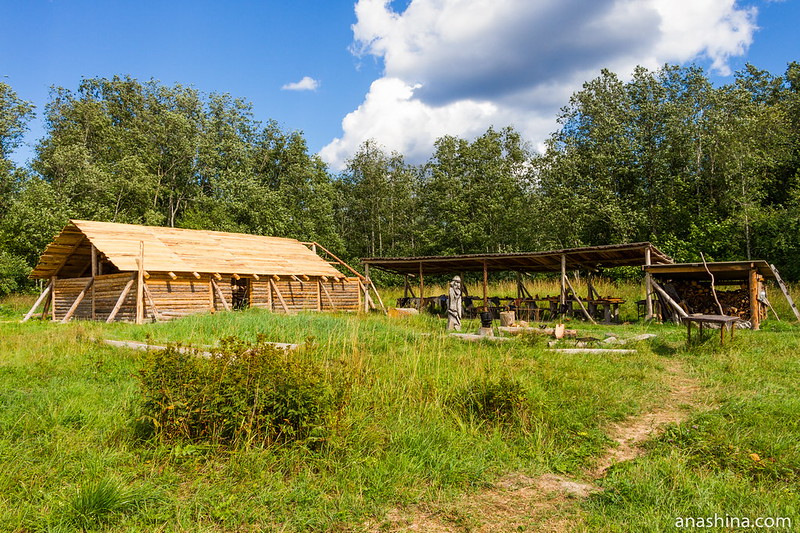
<box><xmin>30</xmin><ymin>220</ymin><xmax>344</xmax><ymax>279</ymax></box>
<box><xmin>643</xmin><ymin>261</ymin><xmax>777</xmax><ymax>282</ymax></box>
<box><xmin>362</xmin><ymin>242</ymin><xmax>672</xmax><ymax>276</ymax></box>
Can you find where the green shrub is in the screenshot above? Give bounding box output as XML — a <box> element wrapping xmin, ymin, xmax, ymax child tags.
<box><xmin>136</xmin><ymin>336</ymin><xmax>346</xmax><ymax>447</ymax></box>
<box><xmin>451</xmin><ymin>376</ymin><xmax>528</xmax><ymax>424</ymax></box>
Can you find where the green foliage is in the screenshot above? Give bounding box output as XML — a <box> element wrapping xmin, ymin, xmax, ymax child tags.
<box><xmin>451</xmin><ymin>375</ymin><xmax>528</xmax><ymax>424</ymax></box>
<box><xmin>0</xmin><ymin>250</ymin><xmax>31</xmax><ymax>296</ymax></box>
<box><xmin>136</xmin><ymin>336</ymin><xmax>346</xmax><ymax>447</ymax></box>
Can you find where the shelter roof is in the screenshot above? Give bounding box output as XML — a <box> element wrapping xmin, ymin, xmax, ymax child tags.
<box><xmin>643</xmin><ymin>261</ymin><xmax>777</xmax><ymax>282</ymax></box>
<box><xmin>30</xmin><ymin>220</ymin><xmax>344</xmax><ymax>279</ymax></box>
<box><xmin>362</xmin><ymin>242</ymin><xmax>671</xmax><ymax>276</ymax></box>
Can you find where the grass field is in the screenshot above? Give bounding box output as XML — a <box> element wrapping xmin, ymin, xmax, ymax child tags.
<box><xmin>0</xmin><ymin>281</ymin><xmax>798</xmax><ymax>532</ymax></box>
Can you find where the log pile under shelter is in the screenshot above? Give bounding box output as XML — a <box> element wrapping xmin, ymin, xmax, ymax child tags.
<box><xmin>24</xmin><ymin>220</ymin><xmax>377</xmax><ymax>323</ymax></box>
<box><xmin>643</xmin><ymin>261</ymin><xmax>799</xmax><ymax>330</ymax></box>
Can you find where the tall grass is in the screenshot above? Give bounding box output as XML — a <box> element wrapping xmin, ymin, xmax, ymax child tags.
<box><xmin>1</xmin><ymin>279</ymin><xmax>799</xmax><ymax>530</ymax></box>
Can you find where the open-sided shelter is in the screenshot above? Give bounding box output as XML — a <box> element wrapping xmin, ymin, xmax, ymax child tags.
<box><xmin>24</xmin><ymin>220</ymin><xmax>367</xmax><ymax>322</ymax></box>
<box><xmin>363</xmin><ymin>242</ymin><xmax>672</xmax><ymax>320</ymax></box>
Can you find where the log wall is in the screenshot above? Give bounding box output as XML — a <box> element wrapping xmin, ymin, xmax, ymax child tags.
<box><xmin>52</xmin><ymin>272</ymin><xmax>361</xmax><ymax>321</ymax></box>
<box><xmin>251</xmin><ymin>277</ymin><xmax>361</xmax><ymax>313</ymax></box>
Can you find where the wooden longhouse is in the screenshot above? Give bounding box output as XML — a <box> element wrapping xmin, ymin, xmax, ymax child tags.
<box><xmin>24</xmin><ymin>220</ymin><xmax>371</xmax><ymax>323</ymax></box>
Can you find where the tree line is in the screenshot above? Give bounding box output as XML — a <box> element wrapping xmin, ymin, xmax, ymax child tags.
<box><xmin>1</xmin><ymin>62</ymin><xmax>799</xmax><ymax>294</ymax></box>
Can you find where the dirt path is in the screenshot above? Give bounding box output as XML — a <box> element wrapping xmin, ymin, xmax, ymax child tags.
<box><xmin>370</xmin><ymin>359</ymin><xmax>705</xmax><ymax>532</ymax></box>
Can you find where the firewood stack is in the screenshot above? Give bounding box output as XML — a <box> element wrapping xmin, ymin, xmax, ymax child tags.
<box><xmin>672</xmin><ymin>281</ymin><xmax>767</xmax><ymax>321</ymax></box>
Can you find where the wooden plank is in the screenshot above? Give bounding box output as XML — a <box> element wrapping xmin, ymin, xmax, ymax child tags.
<box><xmin>61</xmin><ymin>277</ymin><xmax>94</xmax><ymax>323</ymax></box>
<box><xmin>142</xmin><ymin>283</ymin><xmax>163</xmax><ymax>322</ymax></box>
<box><xmin>769</xmin><ymin>264</ymin><xmax>800</xmax><ymax>321</ymax></box>
<box><xmin>749</xmin><ymin>267</ymin><xmax>760</xmax><ymax>330</ymax></box>
<box><xmin>107</xmin><ymin>275</ymin><xmax>136</xmax><ymax>322</ymax></box>
<box><xmin>269</xmin><ymin>278</ymin><xmax>290</xmax><ymax>313</ymax></box>
<box><xmin>211</xmin><ymin>278</ymin><xmax>231</xmax><ymax>311</ymax></box>
<box><xmin>319</xmin><ymin>282</ymin><xmax>338</xmax><ymax>311</ymax></box>
<box><xmin>651</xmin><ymin>280</ymin><xmax>688</xmax><ymax>321</ymax></box>
<box><xmin>91</xmin><ymin>244</ymin><xmax>98</xmax><ymax>320</ymax></box>
<box><xmin>136</xmin><ymin>241</ymin><xmax>144</xmax><ymax>324</ymax></box>
<box><xmin>563</xmin><ymin>274</ymin><xmax>597</xmax><ymax>324</ymax></box>
<box><xmin>22</xmin><ymin>281</ymin><xmax>53</xmax><ymax>322</ymax></box>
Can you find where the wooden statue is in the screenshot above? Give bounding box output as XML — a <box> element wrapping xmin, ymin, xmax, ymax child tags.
<box><xmin>448</xmin><ymin>275</ymin><xmax>463</xmax><ymax>331</ymax></box>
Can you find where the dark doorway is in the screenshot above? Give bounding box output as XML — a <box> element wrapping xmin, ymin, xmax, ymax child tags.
<box><xmin>231</xmin><ymin>278</ymin><xmax>250</xmax><ymax>310</ymax></box>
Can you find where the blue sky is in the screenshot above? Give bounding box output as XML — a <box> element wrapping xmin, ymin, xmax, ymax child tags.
<box><xmin>2</xmin><ymin>0</ymin><xmax>799</xmax><ymax>170</ymax></box>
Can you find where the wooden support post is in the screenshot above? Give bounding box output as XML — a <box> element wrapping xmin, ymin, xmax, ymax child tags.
<box><xmin>106</xmin><ymin>275</ymin><xmax>136</xmax><ymax>323</ymax></box>
<box><xmin>418</xmin><ymin>262</ymin><xmax>424</xmax><ymax>311</ymax></box>
<box><xmin>22</xmin><ymin>280</ymin><xmax>53</xmax><ymax>322</ymax></box>
<box><xmin>483</xmin><ymin>260</ymin><xmax>488</xmax><ymax>311</ymax></box>
<box><xmin>749</xmin><ymin>266</ymin><xmax>760</xmax><ymax>331</ymax></box>
<box><xmin>269</xmin><ymin>278</ymin><xmax>290</xmax><ymax>313</ymax></box>
<box><xmin>645</xmin><ymin>247</ymin><xmax>653</xmax><ymax>320</ymax></box>
<box><xmin>208</xmin><ymin>280</ymin><xmax>215</xmax><ymax>312</ymax></box>
<box><xmin>211</xmin><ymin>278</ymin><xmax>231</xmax><ymax>312</ymax></box>
<box><xmin>91</xmin><ymin>244</ymin><xmax>98</xmax><ymax>320</ymax></box>
<box><xmin>560</xmin><ymin>254</ymin><xmax>567</xmax><ymax>308</ymax></box>
<box><xmin>316</xmin><ymin>279</ymin><xmax>322</xmax><ymax>311</ymax></box>
<box><xmin>136</xmin><ymin>241</ymin><xmax>144</xmax><ymax>325</ymax></box>
<box><xmin>50</xmin><ymin>276</ymin><xmax>56</xmax><ymax>320</ymax></box>
<box><xmin>62</xmin><ymin>277</ymin><xmax>94</xmax><ymax>323</ymax></box>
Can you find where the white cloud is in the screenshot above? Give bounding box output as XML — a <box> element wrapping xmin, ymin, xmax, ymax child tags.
<box><xmin>322</xmin><ymin>0</ymin><xmax>758</xmax><ymax>170</ymax></box>
<box><xmin>281</xmin><ymin>76</ymin><xmax>320</xmax><ymax>91</ymax></box>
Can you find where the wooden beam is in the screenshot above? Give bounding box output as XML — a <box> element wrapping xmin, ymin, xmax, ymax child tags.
<box><xmin>192</xmin><ymin>271</ymin><xmax>201</xmax><ymax>279</ymax></box>
<box><xmin>269</xmin><ymin>278</ymin><xmax>290</xmax><ymax>313</ymax></box>
<box><xmin>272</xmin><ymin>275</ymin><xmax>281</xmax><ymax>281</ymax></box>
<box><xmin>316</xmin><ymin>279</ymin><xmax>322</xmax><ymax>311</ymax></box>
<box><xmin>645</xmin><ymin>247</ymin><xmax>653</xmax><ymax>320</ymax></box>
<box><xmin>49</xmin><ymin>236</ymin><xmax>85</xmax><ymax>277</ymax></box>
<box><xmin>213</xmin><ymin>272</ymin><xmax>222</xmax><ymax>280</ymax></box>
<box><xmin>106</xmin><ymin>276</ymin><xmax>136</xmax><ymax>323</ymax></box>
<box><xmin>418</xmin><ymin>262</ymin><xmax>424</xmax><ymax>311</ymax></box>
<box><xmin>768</xmin><ymin>264</ymin><xmax>800</xmax><ymax>321</ymax></box>
<box><xmin>136</xmin><ymin>241</ymin><xmax>144</xmax><ymax>324</ymax></box>
<box><xmin>564</xmin><ymin>274</ymin><xmax>596</xmax><ymax>324</ymax></box>
<box><xmin>651</xmin><ymin>280</ymin><xmax>688</xmax><ymax>321</ymax></box>
<box><xmin>301</xmin><ymin>275</ymin><xmax>310</xmax><ymax>281</ymax></box>
<box><xmin>91</xmin><ymin>244</ymin><xmax>98</xmax><ymax>320</ymax></box>
<box><xmin>50</xmin><ymin>276</ymin><xmax>56</xmax><ymax>320</ymax></box>
<box><xmin>142</xmin><ymin>283</ymin><xmax>162</xmax><ymax>322</ymax></box>
<box><xmin>61</xmin><ymin>277</ymin><xmax>94</xmax><ymax>323</ymax></box>
<box><xmin>368</xmin><ymin>278</ymin><xmax>386</xmax><ymax>313</ymax></box>
<box><xmin>749</xmin><ymin>267</ymin><xmax>760</xmax><ymax>331</ymax></box>
<box><xmin>483</xmin><ymin>260</ymin><xmax>488</xmax><ymax>311</ymax></box>
<box><xmin>232</xmin><ymin>273</ymin><xmax>240</xmax><ymax>280</ymax></box>
<box><xmin>560</xmin><ymin>254</ymin><xmax>567</xmax><ymax>307</ymax></box>
<box><xmin>252</xmin><ymin>273</ymin><xmax>260</xmax><ymax>281</ymax></box>
<box><xmin>211</xmin><ymin>278</ymin><xmax>231</xmax><ymax>311</ymax></box>
<box><xmin>22</xmin><ymin>281</ymin><xmax>53</xmax><ymax>322</ymax></box>
<box><xmin>319</xmin><ymin>280</ymin><xmax>337</xmax><ymax>311</ymax></box>
<box><xmin>168</xmin><ymin>271</ymin><xmax>178</xmax><ymax>280</ymax></box>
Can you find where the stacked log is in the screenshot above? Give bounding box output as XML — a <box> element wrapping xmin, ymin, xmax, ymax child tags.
<box><xmin>671</xmin><ymin>281</ymin><xmax>767</xmax><ymax>321</ymax></box>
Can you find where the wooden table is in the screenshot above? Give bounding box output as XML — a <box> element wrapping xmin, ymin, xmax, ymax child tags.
<box><xmin>684</xmin><ymin>314</ymin><xmax>740</xmax><ymax>345</ymax></box>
